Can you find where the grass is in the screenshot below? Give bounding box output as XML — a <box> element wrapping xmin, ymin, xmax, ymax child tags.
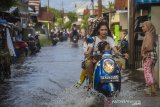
<box><xmin>39</xmin><ymin>34</ymin><xmax>52</xmax><ymax>47</ymax></box>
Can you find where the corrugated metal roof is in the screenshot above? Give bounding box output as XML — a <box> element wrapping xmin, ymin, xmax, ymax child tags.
<box><xmin>28</xmin><ymin>0</ymin><xmax>40</xmax><ymax>12</ymax></box>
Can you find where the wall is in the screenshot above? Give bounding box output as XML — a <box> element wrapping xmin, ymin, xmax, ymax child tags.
<box><xmin>119</xmin><ymin>12</ymin><xmax>128</xmax><ymax>30</ymax></box>
<box><xmin>151</xmin><ymin>6</ymin><xmax>160</xmax><ymax>34</ymax></box>
<box><xmin>111</xmin><ymin>13</ymin><xmax>120</xmax><ymax>23</ymax></box>
<box><xmin>151</xmin><ymin>6</ymin><xmax>160</xmax><ymax>87</ymax></box>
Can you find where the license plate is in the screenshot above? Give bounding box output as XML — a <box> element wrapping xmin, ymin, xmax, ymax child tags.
<box><xmin>100</xmin><ymin>75</ymin><xmax>119</xmax><ymax>83</ymax></box>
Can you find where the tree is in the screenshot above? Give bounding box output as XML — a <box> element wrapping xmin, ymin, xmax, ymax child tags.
<box><xmin>67</xmin><ymin>12</ymin><xmax>78</xmax><ymax>23</ymax></box>
<box><xmin>0</xmin><ymin>0</ymin><xmax>17</xmax><ymax>11</ymax></box>
<box><xmin>49</xmin><ymin>8</ymin><xmax>62</xmax><ymax>20</ymax></box>
<box><xmin>95</xmin><ymin>5</ymin><xmax>107</xmax><ymax>13</ymax></box>
<box><xmin>56</xmin><ymin>18</ymin><xmax>63</xmax><ymax>28</ymax></box>
<box><xmin>108</xmin><ymin>1</ymin><xmax>114</xmax><ymax>10</ymax></box>
<box><xmin>64</xmin><ymin>21</ymin><xmax>72</xmax><ymax>29</ymax></box>
<box><xmin>81</xmin><ymin>15</ymin><xmax>89</xmax><ymax>30</ymax></box>
<box><xmin>102</xmin><ymin>5</ymin><xmax>107</xmax><ymax>13</ymax></box>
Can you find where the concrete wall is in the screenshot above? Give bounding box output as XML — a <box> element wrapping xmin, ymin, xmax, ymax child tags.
<box><xmin>119</xmin><ymin>12</ymin><xmax>128</xmax><ymax>30</ymax></box>
<box><xmin>151</xmin><ymin>6</ymin><xmax>160</xmax><ymax>34</ymax></box>
<box><xmin>151</xmin><ymin>6</ymin><xmax>160</xmax><ymax>87</ymax></box>
<box><xmin>111</xmin><ymin>13</ymin><xmax>120</xmax><ymax>23</ymax></box>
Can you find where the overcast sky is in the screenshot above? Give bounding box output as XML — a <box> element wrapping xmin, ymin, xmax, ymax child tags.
<box><xmin>41</xmin><ymin>0</ymin><xmax>114</xmax><ymax>12</ymax></box>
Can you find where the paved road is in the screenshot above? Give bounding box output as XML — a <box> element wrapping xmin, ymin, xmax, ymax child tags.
<box><xmin>0</xmin><ymin>40</ymin><xmax>159</xmax><ymax>107</ymax></box>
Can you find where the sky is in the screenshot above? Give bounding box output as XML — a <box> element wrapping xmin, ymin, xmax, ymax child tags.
<box><xmin>41</xmin><ymin>0</ymin><xmax>114</xmax><ymax>12</ymax></box>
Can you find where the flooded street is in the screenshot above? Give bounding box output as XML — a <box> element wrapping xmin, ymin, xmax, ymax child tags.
<box><xmin>0</xmin><ymin>40</ymin><xmax>160</xmax><ymax>107</ymax></box>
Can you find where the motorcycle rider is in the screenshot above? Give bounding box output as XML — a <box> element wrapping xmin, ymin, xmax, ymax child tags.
<box><xmin>70</xmin><ymin>24</ymin><xmax>79</xmax><ymax>41</ymax></box>
<box><xmin>74</xmin><ymin>17</ymin><xmax>127</xmax><ymax>89</ymax></box>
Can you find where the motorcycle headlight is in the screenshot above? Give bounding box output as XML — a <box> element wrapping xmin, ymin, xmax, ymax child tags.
<box><xmin>103</xmin><ymin>59</ymin><xmax>115</xmax><ymax>73</ymax></box>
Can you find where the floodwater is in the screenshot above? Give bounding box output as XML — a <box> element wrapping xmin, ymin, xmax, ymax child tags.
<box><xmin>0</xmin><ymin>40</ymin><xmax>160</xmax><ymax>107</ymax></box>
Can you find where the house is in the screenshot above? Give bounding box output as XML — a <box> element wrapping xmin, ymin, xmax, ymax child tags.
<box><xmin>38</xmin><ymin>7</ymin><xmax>54</xmax><ymax>34</ymax></box>
<box><xmin>17</xmin><ymin>0</ymin><xmax>29</xmax><ymax>28</ymax></box>
<box><xmin>38</xmin><ymin>7</ymin><xmax>54</xmax><ymax>23</ymax></box>
<box><xmin>83</xmin><ymin>7</ymin><xmax>98</xmax><ymax>17</ymax></box>
<box><xmin>28</xmin><ymin>0</ymin><xmax>40</xmax><ymax>14</ymax></box>
<box><xmin>63</xmin><ymin>13</ymin><xmax>70</xmax><ymax>23</ymax></box>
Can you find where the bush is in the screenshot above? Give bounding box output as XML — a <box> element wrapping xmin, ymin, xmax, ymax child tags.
<box><xmin>39</xmin><ymin>34</ymin><xmax>52</xmax><ymax>47</ymax></box>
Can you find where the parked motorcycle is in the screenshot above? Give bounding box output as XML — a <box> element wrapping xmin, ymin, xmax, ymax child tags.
<box><xmin>35</xmin><ymin>33</ymin><xmax>41</xmax><ymax>51</ymax></box>
<box><xmin>57</xmin><ymin>31</ymin><xmax>64</xmax><ymax>42</ymax></box>
<box><xmin>93</xmin><ymin>51</ymin><xmax>121</xmax><ymax>97</ymax></box>
<box><xmin>27</xmin><ymin>34</ymin><xmax>39</xmax><ymax>54</ymax></box>
<box><xmin>119</xmin><ymin>37</ymin><xmax>128</xmax><ymax>54</ymax></box>
<box><xmin>15</xmin><ymin>41</ymin><xmax>28</xmax><ymax>58</ymax></box>
<box><xmin>50</xmin><ymin>32</ymin><xmax>59</xmax><ymax>46</ymax></box>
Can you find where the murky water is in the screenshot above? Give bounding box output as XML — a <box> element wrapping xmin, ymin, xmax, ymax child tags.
<box><xmin>0</xmin><ymin>40</ymin><xmax>160</xmax><ymax>107</ymax></box>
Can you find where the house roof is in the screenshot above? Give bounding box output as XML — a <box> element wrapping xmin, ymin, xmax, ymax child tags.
<box><xmin>83</xmin><ymin>8</ymin><xmax>98</xmax><ymax>16</ymax></box>
<box><xmin>38</xmin><ymin>7</ymin><xmax>54</xmax><ymax>22</ymax></box>
<box><xmin>28</xmin><ymin>0</ymin><xmax>40</xmax><ymax>13</ymax></box>
<box><xmin>114</xmin><ymin>0</ymin><xmax>128</xmax><ymax>10</ymax></box>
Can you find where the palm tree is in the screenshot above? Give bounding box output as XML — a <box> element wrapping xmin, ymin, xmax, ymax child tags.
<box><xmin>108</xmin><ymin>1</ymin><xmax>114</xmax><ymax>11</ymax></box>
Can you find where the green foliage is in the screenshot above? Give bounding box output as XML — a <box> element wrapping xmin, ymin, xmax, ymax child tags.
<box><xmin>102</xmin><ymin>5</ymin><xmax>107</xmax><ymax>13</ymax></box>
<box><xmin>0</xmin><ymin>0</ymin><xmax>17</xmax><ymax>11</ymax></box>
<box><xmin>49</xmin><ymin>8</ymin><xmax>62</xmax><ymax>20</ymax></box>
<box><xmin>56</xmin><ymin>18</ymin><xmax>63</xmax><ymax>28</ymax></box>
<box><xmin>108</xmin><ymin>1</ymin><xmax>114</xmax><ymax>10</ymax></box>
<box><xmin>95</xmin><ymin>5</ymin><xmax>107</xmax><ymax>13</ymax></box>
<box><xmin>39</xmin><ymin>34</ymin><xmax>52</xmax><ymax>47</ymax></box>
<box><xmin>48</xmin><ymin>8</ymin><xmax>77</xmax><ymax>29</ymax></box>
<box><xmin>67</xmin><ymin>12</ymin><xmax>78</xmax><ymax>23</ymax></box>
<box><xmin>81</xmin><ymin>15</ymin><xmax>89</xmax><ymax>30</ymax></box>
<box><xmin>64</xmin><ymin>21</ymin><xmax>72</xmax><ymax>29</ymax></box>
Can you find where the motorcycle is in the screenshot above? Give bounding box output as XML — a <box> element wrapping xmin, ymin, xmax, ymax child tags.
<box><xmin>93</xmin><ymin>51</ymin><xmax>121</xmax><ymax>97</ymax></box>
<box><xmin>27</xmin><ymin>34</ymin><xmax>39</xmax><ymax>54</ymax></box>
<box><xmin>57</xmin><ymin>31</ymin><xmax>64</xmax><ymax>42</ymax></box>
<box><xmin>71</xmin><ymin>35</ymin><xmax>79</xmax><ymax>43</ymax></box>
<box><xmin>118</xmin><ymin>34</ymin><xmax>128</xmax><ymax>54</ymax></box>
<box><xmin>50</xmin><ymin>33</ymin><xmax>59</xmax><ymax>46</ymax></box>
<box><xmin>35</xmin><ymin>33</ymin><xmax>41</xmax><ymax>51</ymax></box>
<box><xmin>15</xmin><ymin>41</ymin><xmax>28</xmax><ymax>58</ymax></box>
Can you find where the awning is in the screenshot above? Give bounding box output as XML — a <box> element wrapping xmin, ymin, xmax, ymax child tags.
<box><xmin>136</xmin><ymin>0</ymin><xmax>160</xmax><ymax>4</ymax></box>
<box><xmin>0</xmin><ymin>7</ymin><xmax>21</xmax><ymax>23</ymax></box>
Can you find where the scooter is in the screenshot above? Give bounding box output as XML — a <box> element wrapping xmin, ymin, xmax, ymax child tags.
<box><xmin>15</xmin><ymin>41</ymin><xmax>28</xmax><ymax>57</ymax></box>
<box><xmin>51</xmin><ymin>33</ymin><xmax>59</xmax><ymax>46</ymax></box>
<box><xmin>27</xmin><ymin>34</ymin><xmax>39</xmax><ymax>54</ymax></box>
<box><xmin>71</xmin><ymin>35</ymin><xmax>79</xmax><ymax>43</ymax></box>
<box><xmin>93</xmin><ymin>51</ymin><xmax>121</xmax><ymax>97</ymax></box>
<box><xmin>35</xmin><ymin>34</ymin><xmax>41</xmax><ymax>52</ymax></box>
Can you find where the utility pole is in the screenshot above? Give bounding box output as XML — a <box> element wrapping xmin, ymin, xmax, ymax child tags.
<box><xmin>62</xmin><ymin>0</ymin><xmax>64</xmax><ymax>27</ymax></box>
<box><xmin>98</xmin><ymin>0</ymin><xmax>102</xmax><ymax>17</ymax></box>
<box><xmin>47</xmin><ymin>0</ymin><xmax>50</xmax><ymax>38</ymax></box>
<box><xmin>91</xmin><ymin>0</ymin><xmax>94</xmax><ymax>16</ymax></box>
<box><xmin>128</xmin><ymin>0</ymin><xmax>135</xmax><ymax>70</ymax></box>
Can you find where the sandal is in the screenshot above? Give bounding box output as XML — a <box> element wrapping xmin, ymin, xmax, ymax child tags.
<box><xmin>74</xmin><ymin>81</ymin><xmax>82</xmax><ymax>88</ymax></box>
